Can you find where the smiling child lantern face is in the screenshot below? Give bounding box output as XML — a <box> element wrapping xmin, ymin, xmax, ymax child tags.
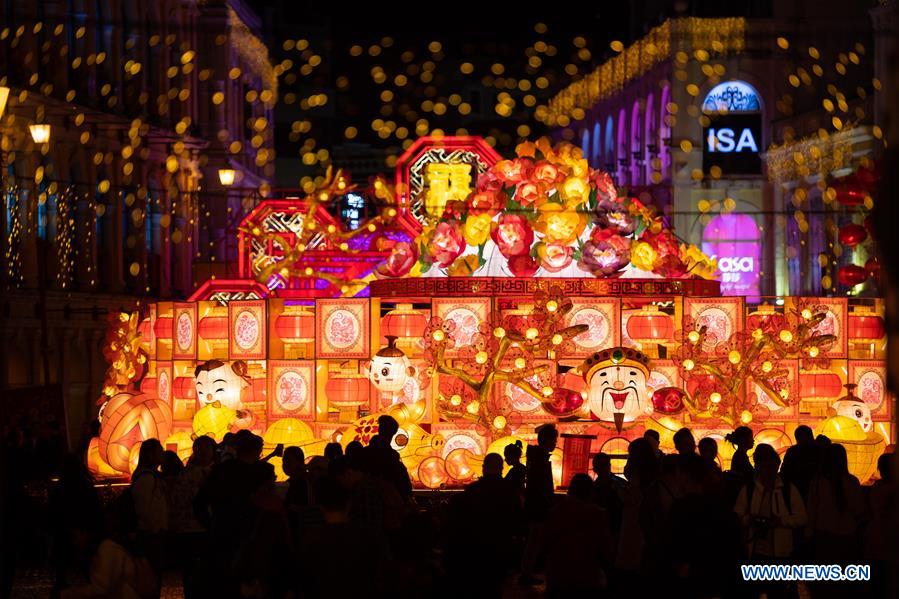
<box><xmin>194</xmin><ymin>359</ymin><xmax>251</xmax><ymax>410</ymax></box>
<box><xmin>582</xmin><ymin>347</ymin><xmax>652</xmax><ymax>432</ymax></box>
<box><xmin>367</xmin><ymin>336</ymin><xmax>416</xmax><ymax>394</ymax></box>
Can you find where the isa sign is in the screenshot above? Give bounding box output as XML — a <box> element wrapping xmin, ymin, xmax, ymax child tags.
<box><xmin>702</xmin><ymin>113</ymin><xmax>762</xmax><ymax>175</ymax></box>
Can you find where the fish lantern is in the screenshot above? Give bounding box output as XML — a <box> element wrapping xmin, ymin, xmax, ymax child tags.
<box><xmin>581</xmin><ymin>347</ymin><xmax>653</xmax><ymax>432</ymax></box>
<box><xmin>830</xmin><ymin>384</ymin><xmax>873</xmax><ymax>433</ymax></box>
<box><xmin>194</xmin><ymin>359</ymin><xmax>254</xmax><ymax>429</ymax></box>
<box><xmin>365</xmin><ymin>336</ymin><xmax>419</xmax><ymax>398</ymax></box>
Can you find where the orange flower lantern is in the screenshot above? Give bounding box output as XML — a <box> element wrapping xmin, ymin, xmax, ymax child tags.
<box><xmin>325</xmin><ymin>369</ymin><xmax>370</xmax><ymax>408</ymax></box>
<box><xmin>382</xmin><ymin>304</ymin><xmax>428</xmax><ymax>340</ymax></box>
<box><xmin>799</xmin><ymin>370</ymin><xmax>843</xmax><ymax>400</ymax></box>
<box><xmin>275</xmin><ymin>305</ymin><xmax>315</xmax><ymax>343</ymax></box>
<box><xmin>625</xmin><ymin>305</ymin><xmax>674</xmax><ymax>344</ymax></box>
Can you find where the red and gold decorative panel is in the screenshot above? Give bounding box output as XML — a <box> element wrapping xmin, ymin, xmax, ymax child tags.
<box><xmin>432</xmin><ymin>297</ymin><xmax>490</xmax><ymax>356</ymax></box>
<box><xmin>315</xmin><ymin>298</ymin><xmax>370</xmax><ymax>359</ymax></box>
<box><xmin>746</xmin><ymin>359</ymin><xmax>799</xmax><ymax>419</ymax></box>
<box><xmin>793</xmin><ymin>297</ymin><xmax>848</xmax><ymax>358</ymax></box>
<box><xmin>492</xmin><ymin>359</ymin><xmax>556</xmax><ymax>422</ymax></box>
<box><xmin>685</xmin><ymin>297</ymin><xmax>744</xmax><ymax>351</ymax></box>
<box><xmin>172</xmin><ymin>303</ymin><xmax>197</xmax><ymax>360</ymax></box>
<box><xmin>156</xmin><ymin>362</ymin><xmax>173</xmax><ymax>408</ymax></box>
<box><xmin>268</xmin><ymin>360</ymin><xmax>315</xmax><ymax>420</ymax></box>
<box><xmin>564</xmin><ymin>298</ymin><xmax>620</xmax><ymax>357</ymax></box>
<box><xmin>229</xmin><ymin>300</ymin><xmax>267</xmax><ymax>360</ymax></box>
<box><xmin>646</xmin><ymin>359</ymin><xmax>680</xmax><ymax>395</ymax></box>
<box><xmin>850</xmin><ymin>361</ymin><xmax>888</xmax><ymax>414</ymax></box>
<box><xmin>146</xmin><ymin>304</ymin><xmax>157</xmax><ymax>360</ymax></box>
<box><xmin>433</xmin><ymin>422</ymin><xmax>487</xmax><ymax>458</ymax></box>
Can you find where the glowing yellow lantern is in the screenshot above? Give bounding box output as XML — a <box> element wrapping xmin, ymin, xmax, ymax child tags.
<box><xmin>418</xmin><ymin>456</ymin><xmax>448</xmax><ymax>489</ymax></box>
<box><xmin>164</xmin><ymin>431</ymin><xmax>194</xmax><ymax>463</ymax></box>
<box><xmin>262</xmin><ymin>418</ymin><xmax>315</xmax><ymax>451</ymax></box>
<box><xmin>445</xmin><ymin>448</ymin><xmax>477</xmax><ymax>482</ymax></box>
<box><xmin>815</xmin><ymin>416</ymin><xmax>886</xmax><ymax>482</ymax></box>
<box><xmin>192</xmin><ymin>404</ymin><xmax>236</xmax><ymax>441</ymax></box>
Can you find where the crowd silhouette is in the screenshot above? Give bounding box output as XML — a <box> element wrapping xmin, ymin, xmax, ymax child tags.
<box><xmin>0</xmin><ymin>416</ymin><xmax>895</xmax><ymax>598</ymax></box>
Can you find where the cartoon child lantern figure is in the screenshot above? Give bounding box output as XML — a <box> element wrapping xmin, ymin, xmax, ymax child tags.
<box><xmin>830</xmin><ymin>383</ymin><xmax>873</xmax><ymax>433</ymax></box>
<box><xmin>365</xmin><ymin>336</ymin><xmax>420</xmax><ymax>407</ymax></box>
<box><xmin>581</xmin><ymin>346</ymin><xmax>653</xmax><ymax>432</ymax></box>
<box><xmin>194</xmin><ymin>359</ymin><xmax>255</xmax><ymax>431</ymax></box>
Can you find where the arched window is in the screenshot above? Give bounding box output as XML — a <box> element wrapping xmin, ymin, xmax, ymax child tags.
<box><xmin>616</xmin><ymin>108</ymin><xmax>627</xmax><ymax>184</ymax></box>
<box><xmin>659</xmin><ymin>86</ymin><xmax>671</xmax><ymax>173</ymax></box>
<box><xmin>702</xmin><ymin>80</ymin><xmax>762</xmax><ymax>113</ymax></box>
<box><xmin>644</xmin><ymin>92</ymin><xmax>657</xmax><ymax>183</ymax></box>
<box><xmin>701</xmin><ymin>212</ymin><xmax>761</xmax><ymax>301</ymax></box>
<box><xmin>630</xmin><ymin>100</ymin><xmax>643</xmax><ymax>185</ymax></box>
<box><xmin>581</xmin><ymin>129</ymin><xmax>590</xmax><ymax>160</ymax></box>
<box><xmin>591</xmin><ymin>122</ymin><xmax>601</xmax><ymax>167</ymax></box>
<box><xmin>604</xmin><ymin>116</ymin><xmax>615</xmax><ymax>172</ymax></box>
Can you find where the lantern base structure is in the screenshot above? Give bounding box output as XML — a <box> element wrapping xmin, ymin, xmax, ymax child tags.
<box><xmin>93</xmin><ymin>279</ymin><xmax>892</xmax><ymax>487</ymax></box>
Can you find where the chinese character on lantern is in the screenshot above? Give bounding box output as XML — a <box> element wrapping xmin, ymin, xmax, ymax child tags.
<box><xmin>424</xmin><ymin>163</ymin><xmax>472</xmax><ymax>218</ymax></box>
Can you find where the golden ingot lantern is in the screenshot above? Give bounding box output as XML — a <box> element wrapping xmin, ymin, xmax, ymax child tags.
<box><xmin>262</xmin><ymin>418</ymin><xmax>315</xmax><ymax>451</ymax></box>
<box><xmin>581</xmin><ymin>347</ymin><xmax>653</xmax><ymax>432</ymax></box>
<box><xmin>417</xmin><ymin>455</ymin><xmax>448</xmax><ymax>489</ymax></box>
<box><xmin>815</xmin><ymin>415</ymin><xmax>885</xmax><ymax>482</ymax></box>
<box><xmin>192</xmin><ymin>404</ymin><xmax>236</xmax><ymax>441</ymax></box>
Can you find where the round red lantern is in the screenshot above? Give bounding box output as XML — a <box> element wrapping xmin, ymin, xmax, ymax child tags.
<box><xmin>652</xmin><ymin>387</ymin><xmax>686</xmax><ymax>415</ymax></box>
<box><xmin>799</xmin><ymin>371</ymin><xmax>843</xmax><ymax>399</ymax></box>
<box><xmin>833</xmin><ymin>177</ymin><xmax>866</xmax><ymax>207</ymax></box>
<box><xmin>173</xmin><ymin>376</ymin><xmax>196</xmax><ymax>401</ymax></box>
<box><xmin>747</xmin><ymin>304</ymin><xmax>786</xmax><ymax>333</ymax></box>
<box><xmin>326</xmin><ymin>372</ymin><xmax>370</xmax><ymax>408</ymax></box>
<box><xmin>837</xmin><ymin>223</ymin><xmax>867</xmax><ymax>248</ymax></box>
<box><xmin>275</xmin><ymin>307</ymin><xmax>314</xmax><ymax>343</ymax></box>
<box><xmin>837</xmin><ymin>264</ymin><xmax>868</xmax><ymax>287</ymax></box>
<box><xmin>154</xmin><ymin>316</ymin><xmax>173</xmax><ymax>340</ymax></box>
<box><xmin>626</xmin><ymin>305</ymin><xmax>674</xmax><ymax>344</ymax></box>
<box><xmin>198</xmin><ymin>316</ymin><xmax>229</xmax><ymax>339</ymax></box>
<box><xmin>382</xmin><ymin>304</ymin><xmax>428</xmax><ymax>340</ymax></box>
<box><xmin>848</xmin><ymin>308</ymin><xmax>885</xmax><ymax>341</ymax></box>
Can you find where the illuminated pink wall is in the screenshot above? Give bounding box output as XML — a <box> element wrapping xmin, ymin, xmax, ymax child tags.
<box><xmin>701</xmin><ymin>213</ymin><xmax>761</xmax><ymax>301</ymax></box>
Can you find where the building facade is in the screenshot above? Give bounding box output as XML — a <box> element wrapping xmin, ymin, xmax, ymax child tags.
<box><xmin>545</xmin><ymin>5</ymin><xmax>881</xmax><ymax>301</ymax></box>
<box><xmin>0</xmin><ymin>0</ymin><xmax>275</xmax><ymax>444</ymax></box>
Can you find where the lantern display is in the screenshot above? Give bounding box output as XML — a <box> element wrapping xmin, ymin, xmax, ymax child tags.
<box><xmin>848</xmin><ymin>306</ymin><xmax>884</xmax><ymax>358</ymax></box>
<box><xmin>651</xmin><ymin>386</ymin><xmax>686</xmax><ymax>415</ymax></box>
<box><xmin>325</xmin><ymin>369</ymin><xmax>370</xmax><ymax>408</ymax></box>
<box><xmin>417</xmin><ymin>456</ymin><xmax>448</xmax><ymax>489</ymax></box>
<box><xmin>625</xmin><ymin>305</ymin><xmax>674</xmax><ymax>345</ymax></box>
<box><xmin>86</xmin><ymin>437</ymin><xmax>120</xmax><ymax>477</ymax></box>
<box><xmin>542</xmin><ymin>388</ymin><xmax>585</xmax><ymax>417</ymax></box>
<box><xmin>192</xmin><ymin>404</ymin><xmax>236</xmax><ymax>441</ymax></box>
<box><xmin>173</xmin><ymin>376</ymin><xmax>196</xmax><ymax>401</ymax></box>
<box><xmin>815</xmin><ymin>416</ymin><xmax>885</xmax><ymax>482</ymax></box>
<box><xmin>746</xmin><ymin>304</ymin><xmax>785</xmax><ymax>333</ymax></box>
<box><xmin>560</xmin><ymin>433</ymin><xmax>594</xmax><ymax>488</ymax></box>
<box><xmin>837</xmin><ymin>265</ymin><xmax>868</xmax><ymax>287</ymax></box>
<box><xmin>154</xmin><ymin>316</ymin><xmax>173</xmax><ymax>340</ymax></box>
<box><xmin>165</xmin><ymin>431</ymin><xmax>195</xmax><ymax>463</ymax></box>
<box><xmin>365</xmin><ymin>336</ymin><xmax>418</xmax><ymax>395</ymax></box>
<box><xmin>837</xmin><ymin>224</ymin><xmax>867</xmax><ymax>248</ymax></box>
<box><xmin>832</xmin><ymin>178</ymin><xmax>866</xmax><ymax>207</ymax></box>
<box><xmin>98</xmin><ymin>393</ymin><xmax>173</xmax><ymax>474</ymax></box>
<box><xmin>444</xmin><ymin>448</ymin><xmax>477</xmax><ymax>481</ymax></box>
<box><xmin>262</xmin><ymin>418</ymin><xmax>315</xmax><ymax>450</ymax></box>
<box><xmin>275</xmin><ymin>305</ymin><xmax>315</xmax><ymax>343</ymax></box>
<box><xmin>198</xmin><ymin>316</ymin><xmax>229</xmax><ymax>340</ymax></box>
<box><xmin>799</xmin><ymin>370</ymin><xmax>843</xmax><ymax>400</ymax></box>
<box><xmin>830</xmin><ymin>384</ymin><xmax>873</xmax><ymax>433</ymax></box>
<box><xmin>381</xmin><ymin>304</ymin><xmax>428</xmax><ymax>341</ymax></box>
<box><xmin>582</xmin><ymin>347</ymin><xmax>653</xmax><ymax>431</ymax></box>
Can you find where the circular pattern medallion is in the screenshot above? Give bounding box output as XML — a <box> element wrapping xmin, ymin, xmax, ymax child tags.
<box><xmin>276</xmin><ymin>371</ymin><xmax>308</xmax><ymax>412</ymax></box>
<box><xmin>569</xmin><ymin>307</ymin><xmax>609</xmax><ymax>350</ymax></box>
<box><xmin>506</xmin><ymin>380</ymin><xmax>542</xmax><ymax>412</ymax></box>
<box><xmin>857</xmin><ymin>370</ymin><xmax>884</xmax><ymax>410</ymax></box>
<box><xmin>234</xmin><ymin>310</ymin><xmax>260</xmax><ymax>350</ymax></box>
<box><xmin>158</xmin><ymin>370</ymin><xmax>170</xmax><ymax>404</ymax></box>
<box><xmin>696</xmin><ymin>307</ymin><xmax>731</xmax><ymax>351</ymax></box>
<box><xmin>441</xmin><ymin>432</ymin><xmax>482</xmax><ymax>459</ymax></box>
<box><xmin>325</xmin><ymin>309</ymin><xmax>360</xmax><ymax>349</ymax></box>
<box><xmin>176</xmin><ymin>312</ymin><xmax>193</xmax><ymax>351</ymax></box>
<box><xmin>444</xmin><ymin>307</ymin><xmax>480</xmax><ymax>347</ymax></box>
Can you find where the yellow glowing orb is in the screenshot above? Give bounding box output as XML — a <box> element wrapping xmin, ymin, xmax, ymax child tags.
<box><xmin>779</xmin><ymin>330</ymin><xmax>794</xmax><ymax>343</ymax></box>
<box><xmin>683</xmin><ymin>359</ymin><xmax>695</xmax><ymax>371</ymax></box>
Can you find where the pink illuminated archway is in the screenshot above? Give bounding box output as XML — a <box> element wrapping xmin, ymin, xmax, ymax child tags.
<box><xmin>630</xmin><ymin>100</ymin><xmax>643</xmax><ymax>185</ymax></box>
<box><xmin>701</xmin><ymin>212</ymin><xmax>761</xmax><ymax>301</ymax></box>
<box><xmin>659</xmin><ymin>86</ymin><xmax>671</xmax><ymax>174</ymax></box>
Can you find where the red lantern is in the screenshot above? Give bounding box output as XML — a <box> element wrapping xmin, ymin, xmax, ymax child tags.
<box><xmin>381</xmin><ymin>304</ymin><xmax>428</xmax><ymax>340</ymax></box>
<box><xmin>848</xmin><ymin>309</ymin><xmax>885</xmax><ymax>341</ymax></box>
<box><xmin>626</xmin><ymin>305</ymin><xmax>674</xmax><ymax>344</ymax></box>
<box><xmin>837</xmin><ymin>264</ymin><xmax>868</xmax><ymax>287</ymax></box>
<box><xmin>799</xmin><ymin>371</ymin><xmax>842</xmax><ymax>399</ymax></box>
<box><xmin>275</xmin><ymin>308</ymin><xmax>314</xmax><ymax>343</ymax></box>
<box><xmin>837</xmin><ymin>224</ymin><xmax>867</xmax><ymax>248</ymax></box>
<box><xmin>198</xmin><ymin>316</ymin><xmax>228</xmax><ymax>339</ymax></box>
<box><xmin>560</xmin><ymin>434</ymin><xmax>594</xmax><ymax>488</ymax></box>
<box><xmin>865</xmin><ymin>257</ymin><xmax>880</xmax><ymax>282</ymax></box>
<box><xmin>154</xmin><ymin>316</ymin><xmax>173</xmax><ymax>340</ymax></box>
<box><xmin>652</xmin><ymin>387</ymin><xmax>686</xmax><ymax>415</ymax></box>
<box><xmin>833</xmin><ymin>176</ymin><xmax>866</xmax><ymax>207</ymax></box>
<box><xmin>542</xmin><ymin>388</ymin><xmax>584</xmax><ymax>417</ymax></box>
<box><xmin>747</xmin><ymin>305</ymin><xmax>785</xmax><ymax>333</ymax></box>
<box><xmin>173</xmin><ymin>377</ymin><xmax>196</xmax><ymax>401</ymax></box>
<box><xmin>325</xmin><ymin>373</ymin><xmax>370</xmax><ymax>408</ymax></box>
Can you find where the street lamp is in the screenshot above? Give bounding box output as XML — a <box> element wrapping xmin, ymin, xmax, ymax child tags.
<box><xmin>29</xmin><ymin>123</ymin><xmax>50</xmax><ymax>144</ymax></box>
<box><xmin>218</xmin><ymin>168</ymin><xmax>236</xmax><ymax>186</ymax></box>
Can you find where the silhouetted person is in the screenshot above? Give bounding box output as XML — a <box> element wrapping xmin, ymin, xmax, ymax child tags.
<box><xmin>726</xmin><ymin>426</ymin><xmax>755</xmax><ymax>480</ymax></box>
<box><xmin>643</xmin><ymin>429</ymin><xmax>662</xmax><ymax>456</ymax></box>
<box><xmin>735</xmin><ymin>444</ymin><xmax>806</xmax><ymax>599</ymax></box>
<box><xmin>366</xmin><ymin>415</ymin><xmax>412</xmax><ymax>498</ymax></box>
<box><xmin>283</xmin><ymin>446</ymin><xmax>309</xmax><ymax>508</ymax></box>
<box><xmin>49</xmin><ymin>454</ymin><xmax>102</xmax><ymax>590</ymax></box>
<box><xmin>542</xmin><ymin>473</ymin><xmax>613</xmax><ymax>597</ymax></box>
<box><xmin>863</xmin><ymin>453</ymin><xmax>893</xmax><ymax>599</ymax></box>
<box><xmin>131</xmin><ymin>439</ymin><xmax>167</xmax><ymax>591</ymax></box>
<box><xmin>781</xmin><ymin>424</ymin><xmax>819</xmax><ymax>501</ymax></box>
<box><xmin>298</xmin><ymin>475</ymin><xmax>387</xmax><ymax>598</ymax></box>
<box><xmin>168</xmin><ymin>436</ymin><xmax>214</xmax><ymax>599</ymax></box>
<box><xmin>615</xmin><ymin>438</ymin><xmax>659</xmax><ymax>594</ymax></box>
<box><xmin>503</xmin><ymin>440</ymin><xmax>525</xmax><ymax>494</ymax></box>
<box><xmin>591</xmin><ymin>452</ymin><xmax>624</xmax><ymax>538</ymax></box>
<box><xmin>330</xmin><ymin>455</ymin><xmax>385</xmax><ymax>535</ymax></box>
<box><xmin>345</xmin><ymin>440</ymin><xmax>364</xmax><ymax>461</ymax></box>
<box><xmin>520</xmin><ymin>423</ymin><xmax>558</xmax><ymax>585</ymax></box>
<box><xmin>673</xmin><ymin>427</ymin><xmax>695</xmax><ymax>456</ymax></box>
<box><xmin>324</xmin><ymin>442</ymin><xmax>343</xmax><ymax>461</ymax></box>
<box><xmin>697</xmin><ymin>437</ymin><xmax>724</xmax><ymax>496</ymax></box>
<box><xmin>698</xmin><ymin>437</ymin><xmax>718</xmax><ymax>464</ymax></box>
<box><xmin>806</xmin><ymin>443</ymin><xmax>865</xmax><ymax>599</ymax></box>
<box><xmin>446</xmin><ymin>454</ymin><xmax>520</xmax><ymax>597</ymax></box>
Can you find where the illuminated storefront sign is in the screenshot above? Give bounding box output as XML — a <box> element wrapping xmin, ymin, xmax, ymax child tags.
<box><xmin>701</xmin><ymin>213</ymin><xmax>761</xmax><ymax>300</ymax></box>
<box><xmin>701</xmin><ymin>80</ymin><xmax>762</xmax><ymax>175</ymax></box>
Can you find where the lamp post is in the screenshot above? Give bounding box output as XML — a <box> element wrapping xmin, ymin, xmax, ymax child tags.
<box><xmin>30</xmin><ymin>120</ymin><xmax>52</xmax><ymax>386</ymax></box>
<box><xmin>217</xmin><ymin>168</ymin><xmax>236</xmax><ymax>187</ymax></box>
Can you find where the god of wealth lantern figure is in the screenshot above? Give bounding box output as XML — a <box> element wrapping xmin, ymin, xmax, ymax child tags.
<box><xmin>194</xmin><ymin>359</ymin><xmax>255</xmax><ymax>431</ymax></box>
<box><xmin>365</xmin><ymin>336</ymin><xmax>420</xmax><ymax>408</ymax></box>
<box><xmin>581</xmin><ymin>347</ymin><xmax>653</xmax><ymax>432</ymax></box>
